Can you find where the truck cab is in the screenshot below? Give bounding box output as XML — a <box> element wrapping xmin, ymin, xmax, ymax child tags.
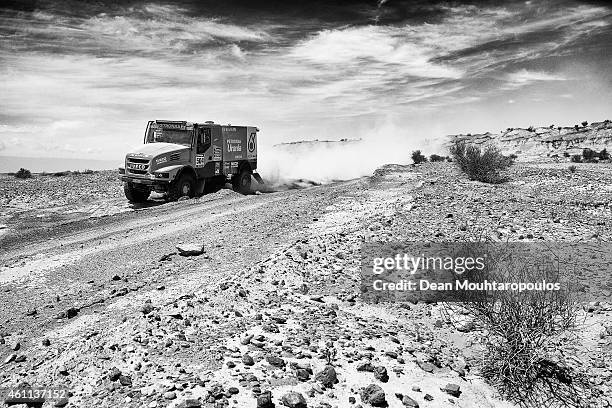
<box><xmin>119</xmin><ymin>120</ymin><xmax>259</xmax><ymax>202</ymax></box>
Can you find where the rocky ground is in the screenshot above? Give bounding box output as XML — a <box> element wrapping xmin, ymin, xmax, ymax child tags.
<box><xmin>0</xmin><ymin>162</ymin><xmax>611</xmax><ymax>408</ymax></box>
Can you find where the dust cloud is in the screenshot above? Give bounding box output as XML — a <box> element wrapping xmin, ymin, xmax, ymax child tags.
<box><xmin>257</xmin><ymin>127</ymin><xmax>443</xmax><ymax>185</ymax></box>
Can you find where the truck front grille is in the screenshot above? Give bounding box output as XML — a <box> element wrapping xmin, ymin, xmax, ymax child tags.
<box><xmin>126</xmin><ymin>157</ymin><xmax>150</xmax><ymax>175</ymax></box>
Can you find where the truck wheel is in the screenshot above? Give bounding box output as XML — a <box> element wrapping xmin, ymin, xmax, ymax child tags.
<box><xmin>124</xmin><ymin>182</ymin><xmax>150</xmax><ymax>203</ymax></box>
<box><xmin>168</xmin><ymin>173</ymin><xmax>195</xmax><ymax>201</ymax></box>
<box><xmin>232</xmin><ymin>169</ymin><xmax>252</xmax><ymax>194</ymax></box>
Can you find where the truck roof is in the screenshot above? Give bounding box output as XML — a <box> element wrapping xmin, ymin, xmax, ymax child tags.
<box><xmin>154</xmin><ymin>120</ymin><xmax>258</xmax><ymax>130</ymax></box>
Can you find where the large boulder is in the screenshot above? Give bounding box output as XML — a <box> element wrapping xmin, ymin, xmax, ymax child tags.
<box><xmin>281</xmin><ymin>392</ymin><xmax>307</xmax><ymax>408</ymax></box>
<box><xmin>315</xmin><ymin>365</ymin><xmax>338</xmax><ymax>387</ymax></box>
<box><xmin>360</xmin><ymin>384</ymin><xmax>386</xmax><ymax>406</ymax></box>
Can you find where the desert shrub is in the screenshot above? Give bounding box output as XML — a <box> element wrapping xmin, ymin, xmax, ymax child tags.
<box><xmin>444</xmin><ymin>245</ymin><xmax>588</xmax><ymax>407</ymax></box>
<box><xmin>446</xmin><ymin>156</ymin><xmax>452</xmax><ymax>162</ymax></box>
<box><xmin>53</xmin><ymin>171</ymin><xmax>70</xmax><ymax>177</ymax></box>
<box><xmin>14</xmin><ymin>168</ymin><xmax>32</xmax><ymax>179</ymax></box>
<box><xmin>429</xmin><ymin>154</ymin><xmax>445</xmax><ymax>162</ymax></box>
<box><xmin>563</xmin><ymin>152</ymin><xmax>570</xmax><ymax>158</ymax></box>
<box><xmin>568</xmin><ymin>165</ymin><xmax>577</xmax><ymax>173</ymax></box>
<box><xmin>581</xmin><ymin>121</ymin><xmax>588</xmax><ymax>127</ymax></box>
<box><xmin>574</xmin><ymin>125</ymin><xmax>580</xmax><ymax>131</ymax></box>
<box><xmin>570</xmin><ymin>155</ymin><xmax>582</xmax><ymax>163</ymax></box>
<box><xmin>581</xmin><ymin>148</ymin><xmax>597</xmax><ymax>162</ymax></box>
<box><xmin>599</xmin><ymin>148</ymin><xmax>610</xmax><ymax>160</ymax></box>
<box><xmin>509</xmin><ymin>153</ymin><xmax>518</xmax><ymax>160</ymax></box>
<box><xmin>82</xmin><ymin>169</ymin><xmax>96</xmax><ymax>174</ymax></box>
<box><xmin>411</xmin><ymin>150</ymin><xmax>427</xmax><ymax>164</ymax></box>
<box><xmin>527</xmin><ymin>125</ymin><xmax>535</xmax><ymax>132</ymax></box>
<box><xmin>449</xmin><ymin>141</ymin><xmax>513</xmax><ymax>183</ymax></box>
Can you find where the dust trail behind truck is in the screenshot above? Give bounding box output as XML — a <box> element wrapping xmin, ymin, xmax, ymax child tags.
<box><xmin>119</xmin><ymin>120</ymin><xmax>263</xmax><ymax>202</ymax></box>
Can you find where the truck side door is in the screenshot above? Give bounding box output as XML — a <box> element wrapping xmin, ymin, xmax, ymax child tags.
<box><xmin>195</xmin><ymin>127</ymin><xmax>219</xmax><ymax>178</ymax></box>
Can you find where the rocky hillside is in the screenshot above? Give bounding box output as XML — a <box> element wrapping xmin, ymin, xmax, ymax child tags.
<box><xmin>447</xmin><ymin>120</ymin><xmax>612</xmax><ymax>159</ymax></box>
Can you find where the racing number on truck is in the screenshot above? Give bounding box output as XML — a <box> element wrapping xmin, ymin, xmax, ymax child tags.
<box><xmin>196</xmin><ymin>155</ymin><xmax>206</xmax><ymax>167</ymax></box>
<box><xmin>248</xmin><ymin>133</ymin><xmax>256</xmax><ymax>153</ymax></box>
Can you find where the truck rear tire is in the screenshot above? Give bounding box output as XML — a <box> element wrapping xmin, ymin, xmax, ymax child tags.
<box><xmin>167</xmin><ymin>173</ymin><xmax>195</xmax><ymax>201</ymax></box>
<box><xmin>124</xmin><ymin>182</ymin><xmax>150</xmax><ymax>203</ymax></box>
<box><xmin>232</xmin><ymin>169</ymin><xmax>252</xmax><ymax>194</ymax></box>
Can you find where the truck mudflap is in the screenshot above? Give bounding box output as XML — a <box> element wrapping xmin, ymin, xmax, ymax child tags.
<box><xmin>252</xmin><ymin>172</ymin><xmax>265</xmax><ymax>185</ymax></box>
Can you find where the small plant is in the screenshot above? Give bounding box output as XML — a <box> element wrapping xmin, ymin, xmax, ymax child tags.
<box><xmin>449</xmin><ymin>141</ymin><xmax>514</xmax><ymax>184</ymax></box>
<box><xmin>14</xmin><ymin>168</ymin><xmax>32</xmax><ymax>179</ymax></box>
<box><xmin>570</xmin><ymin>155</ymin><xmax>582</xmax><ymax>163</ymax></box>
<box><xmin>323</xmin><ymin>346</ymin><xmax>337</xmax><ymax>365</ymax></box>
<box><xmin>599</xmin><ymin>148</ymin><xmax>610</xmax><ymax>160</ymax></box>
<box><xmin>557</xmin><ymin>126</ymin><xmax>562</xmax><ymax>133</ymax></box>
<box><xmin>568</xmin><ymin>165</ymin><xmax>577</xmax><ymax>173</ymax></box>
<box><xmin>429</xmin><ymin>154</ymin><xmax>445</xmax><ymax>162</ymax></box>
<box><xmin>549</xmin><ymin>124</ymin><xmax>555</xmax><ymax>129</ymax></box>
<box><xmin>443</xmin><ymin>244</ymin><xmax>588</xmax><ymax>408</ymax></box>
<box><xmin>582</xmin><ymin>148</ymin><xmax>597</xmax><ymax>162</ymax></box>
<box><xmin>411</xmin><ymin>150</ymin><xmax>427</xmax><ymax>164</ymax></box>
<box><xmin>581</xmin><ymin>121</ymin><xmax>588</xmax><ymax>127</ymax></box>
<box><xmin>527</xmin><ymin>125</ymin><xmax>535</xmax><ymax>132</ymax></box>
<box><xmin>509</xmin><ymin>153</ymin><xmax>518</xmax><ymax>160</ymax></box>
<box><xmin>563</xmin><ymin>152</ymin><xmax>570</xmax><ymax>158</ymax></box>
<box><xmin>574</xmin><ymin>124</ymin><xmax>580</xmax><ymax>131</ymax></box>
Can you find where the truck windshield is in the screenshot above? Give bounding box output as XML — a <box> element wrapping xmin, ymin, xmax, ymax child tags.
<box><xmin>146</xmin><ymin>125</ymin><xmax>192</xmax><ymax>146</ymax></box>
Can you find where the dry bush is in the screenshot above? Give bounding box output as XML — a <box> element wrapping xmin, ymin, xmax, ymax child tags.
<box><xmin>449</xmin><ymin>141</ymin><xmax>513</xmax><ymax>183</ymax></box>
<box><xmin>14</xmin><ymin>168</ymin><xmax>32</xmax><ymax>179</ymax></box>
<box><xmin>444</xmin><ymin>244</ymin><xmax>590</xmax><ymax>407</ymax></box>
<box><xmin>411</xmin><ymin>150</ymin><xmax>427</xmax><ymax>164</ymax></box>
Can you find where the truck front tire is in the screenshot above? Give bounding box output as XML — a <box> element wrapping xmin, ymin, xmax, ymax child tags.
<box><xmin>124</xmin><ymin>182</ymin><xmax>150</xmax><ymax>203</ymax></box>
<box><xmin>232</xmin><ymin>169</ymin><xmax>252</xmax><ymax>194</ymax></box>
<box><xmin>167</xmin><ymin>173</ymin><xmax>195</xmax><ymax>201</ymax></box>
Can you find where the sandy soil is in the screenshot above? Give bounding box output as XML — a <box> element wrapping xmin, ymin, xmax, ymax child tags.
<box><xmin>0</xmin><ymin>162</ymin><xmax>610</xmax><ymax>408</ymax></box>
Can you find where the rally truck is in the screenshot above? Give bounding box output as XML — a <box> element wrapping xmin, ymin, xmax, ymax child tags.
<box><xmin>119</xmin><ymin>120</ymin><xmax>262</xmax><ymax>203</ymax></box>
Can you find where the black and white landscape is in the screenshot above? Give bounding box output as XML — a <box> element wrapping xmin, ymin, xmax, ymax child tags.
<box><xmin>0</xmin><ymin>1</ymin><xmax>611</xmax><ymax>408</ymax></box>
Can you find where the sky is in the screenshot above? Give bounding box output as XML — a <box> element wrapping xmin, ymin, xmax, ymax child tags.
<box><xmin>0</xmin><ymin>0</ymin><xmax>611</xmax><ymax>162</ymax></box>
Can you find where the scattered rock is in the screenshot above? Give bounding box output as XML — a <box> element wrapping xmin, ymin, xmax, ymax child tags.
<box><xmin>109</xmin><ymin>367</ymin><xmax>122</xmax><ymax>381</ymax></box>
<box><xmin>281</xmin><ymin>391</ymin><xmax>307</xmax><ymax>408</ymax></box>
<box><xmin>119</xmin><ymin>374</ymin><xmax>132</xmax><ymax>386</ymax></box>
<box><xmin>176</xmin><ymin>243</ymin><xmax>205</xmax><ymax>256</ymax></box>
<box><xmin>402</xmin><ymin>395</ymin><xmax>419</xmax><ymax>407</ymax></box>
<box><xmin>242</xmin><ymin>354</ymin><xmax>255</xmax><ymax>366</ymax></box>
<box><xmin>266</xmin><ymin>355</ymin><xmax>286</xmax><ymax>368</ymax></box>
<box><xmin>360</xmin><ymin>384</ymin><xmax>386</xmax><ymax>407</ymax></box>
<box><xmin>441</xmin><ymin>383</ymin><xmax>461</xmax><ymax>397</ymax></box>
<box><xmin>257</xmin><ymin>390</ymin><xmax>275</xmax><ymax>408</ymax></box>
<box><xmin>373</xmin><ymin>366</ymin><xmax>389</xmax><ymax>383</ymax></box>
<box><xmin>315</xmin><ymin>366</ymin><xmax>338</xmax><ymax>387</ymax></box>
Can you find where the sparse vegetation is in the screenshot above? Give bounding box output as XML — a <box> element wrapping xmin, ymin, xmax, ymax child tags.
<box><xmin>568</xmin><ymin>165</ymin><xmax>577</xmax><ymax>173</ymax></box>
<box><xmin>570</xmin><ymin>155</ymin><xmax>582</xmax><ymax>163</ymax></box>
<box><xmin>581</xmin><ymin>121</ymin><xmax>588</xmax><ymax>127</ymax></box>
<box><xmin>582</xmin><ymin>148</ymin><xmax>597</xmax><ymax>162</ymax></box>
<box><xmin>574</xmin><ymin>125</ymin><xmax>580</xmax><ymax>131</ymax></box>
<box><xmin>449</xmin><ymin>141</ymin><xmax>514</xmax><ymax>183</ymax></box>
<box><xmin>14</xmin><ymin>168</ymin><xmax>32</xmax><ymax>179</ymax></box>
<box><xmin>599</xmin><ymin>148</ymin><xmax>610</xmax><ymax>161</ymax></box>
<box><xmin>445</xmin><ymin>245</ymin><xmax>588</xmax><ymax>408</ymax></box>
<box><xmin>429</xmin><ymin>154</ymin><xmax>445</xmax><ymax>162</ymax></box>
<box><xmin>563</xmin><ymin>152</ymin><xmax>570</xmax><ymax>158</ymax></box>
<box><xmin>411</xmin><ymin>150</ymin><xmax>427</xmax><ymax>164</ymax></box>
<box><xmin>527</xmin><ymin>125</ymin><xmax>535</xmax><ymax>132</ymax></box>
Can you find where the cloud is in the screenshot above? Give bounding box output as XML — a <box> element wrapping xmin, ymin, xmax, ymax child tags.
<box><xmin>0</xmin><ymin>0</ymin><xmax>611</xmax><ymax>166</ymax></box>
<box><xmin>505</xmin><ymin>69</ymin><xmax>566</xmax><ymax>88</ymax></box>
